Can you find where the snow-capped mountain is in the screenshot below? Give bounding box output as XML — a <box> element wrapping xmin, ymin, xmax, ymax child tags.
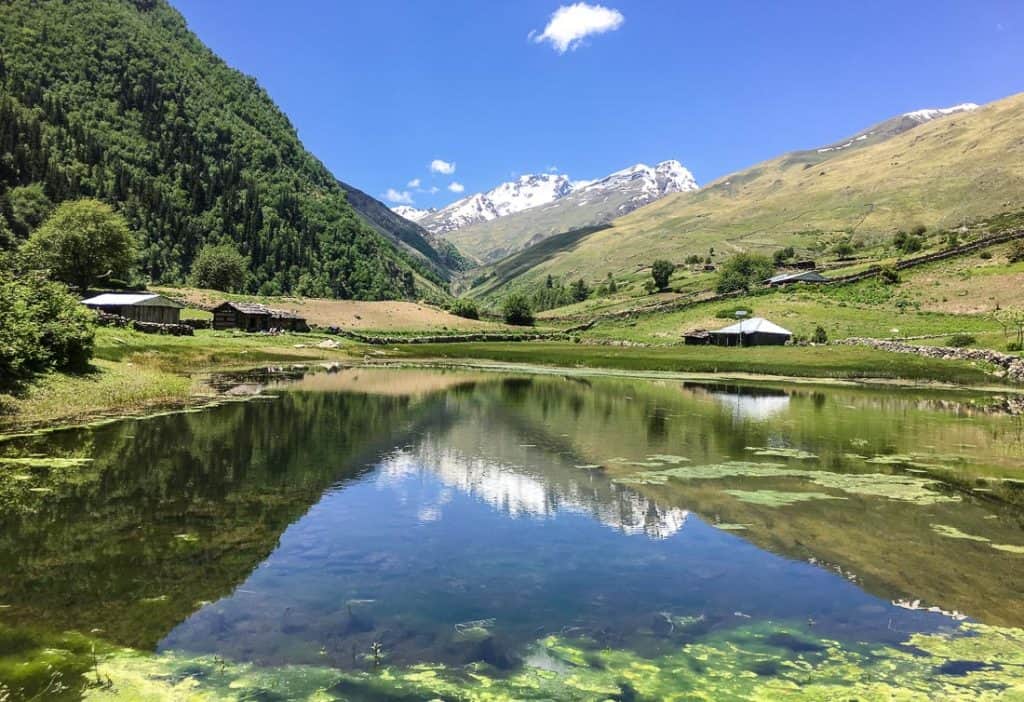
<box><xmin>903</xmin><ymin>103</ymin><xmax>978</xmax><ymax>123</ymax></box>
<box><xmin>571</xmin><ymin>160</ymin><xmax>698</xmax><ymax>212</ymax></box>
<box><xmin>391</xmin><ymin>205</ymin><xmax>435</xmax><ymax>223</ymax></box>
<box><xmin>816</xmin><ymin>103</ymin><xmax>979</xmax><ymax>155</ymax></box>
<box><xmin>394</xmin><ymin>161</ymin><xmax>697</xmax><ymax>245</ymax></box>
<box><xmin>410</xmin><ymin>173</ymin><xmax>577</xmax><ymax>234</ymax></box>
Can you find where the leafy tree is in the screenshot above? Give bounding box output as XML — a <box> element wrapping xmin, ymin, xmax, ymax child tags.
<box><xmin>502</xmin><ymin>293</ymin><xmax>534</xmax><ymax>326</ymax></box>
<box><xmin>6</xmin><ymin>183</ymin><xmax>53</xmax><ymax>238</ymax></box>
<box><xmin>449</xmin><ymin>299</ymin><xmax>479</xmax><ymax>320</ymax></box>
<box><xmin>651</xmin><ymin>260</ymin><xmax>676</xmax><ymax>291</ymax></box>
<box><xmin>832</xmin><ymin>241</ymin><xmax>855</xmax><ymax>258</ymax></box>
<box><xmin>570</xmin><ymin>278</ymin><xmax>590</xmax><ymax>302</ymax></box>
<box><xmin>684</xmin><ymin>254</ymin><xmax>702</xmax><ymax>265</ymax></box>
<box><xmin>772</xmin><ymin>247</ymin><xmax>795</xmax><ymax>266</ymax></box>
<box><xmin>605</xmin><ymin>272</ymin><xmax>618</xmax><ymax>294</ymax></box>
<box><xmin>811</xmin><ymin>325</ymin><xmax>828</xmax><ymax>344</ymax></box>
<box><xmin>189</xmin><ymin>242</ymin><xmax>249</xmax><ymax>292</ymax></box>
<box><xmin>21</xmin><ymin>200</ymin><xmax>137</xmax><ymax>292</ymax></box>
<box><xmin>0</xmin><ymin>257</ymin><xmax>94</xmax><ymax>382</ymax></box>
<box><xmin>715</xmin><ymin>253</ymin><xmax>774</xmax><ymax>293</ymax></box>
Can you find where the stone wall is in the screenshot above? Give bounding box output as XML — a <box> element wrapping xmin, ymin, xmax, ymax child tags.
<box><xmin>835</xmin><ymin>337</ymin><xmax>1024</xmax><ymax>383</ymax></box>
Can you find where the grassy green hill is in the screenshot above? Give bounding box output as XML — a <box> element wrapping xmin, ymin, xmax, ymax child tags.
<box><xmin>0</xmin><ymin>0</ymin><xmax>452</xmax><ymax>299</ymax></box>
<box><xmin>469</xmin><ymin>93</ymin><xmax>1024</xmax><ymax>300</ymax></box>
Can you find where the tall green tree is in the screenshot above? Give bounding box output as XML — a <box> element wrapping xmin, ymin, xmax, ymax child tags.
<box><xmin>21</xmin><ymin>200</ymin><xmax>138</xmax><ymax>292</ymax></box>
<box><xmin>189</xmin><ymin>242</ymin><xmax>249</xmax><ymax>292</ymax></box>
<box><xmin>651</xmin><ymin>260</ymin><xmax>676</xmax><ymax>291</ymax></box>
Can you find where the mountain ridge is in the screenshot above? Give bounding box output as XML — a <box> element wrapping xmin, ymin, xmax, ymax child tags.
<box><xmin>466</xmin><ymin>94</ymin><xmax>1024</xmax><ymax>298</ymax></box>
<box><xmin>0</xmin><ymin>0</ymin><xmax>454</xmax><ymax>298</ymax></box>
<box><xmin>402</xmin><ymin>160</ymin><xmax>697</xmax><ymax>262</ymax></box>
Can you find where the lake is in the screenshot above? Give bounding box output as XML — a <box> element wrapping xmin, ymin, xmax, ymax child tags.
<box><xmin>2</xmin><ymin>366</ymin><xmax>1023</xmax><ymax>699</ymax></box>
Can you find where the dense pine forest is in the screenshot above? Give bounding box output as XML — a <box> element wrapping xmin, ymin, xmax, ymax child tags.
<box><xmin>0</xmin><ymin>0</ymin><xmax>442</xmax><ymax>299</ymax></box>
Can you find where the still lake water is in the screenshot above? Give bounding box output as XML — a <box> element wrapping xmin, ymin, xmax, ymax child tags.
<box><xmin>2</xmin><ymin>366</ymin><xmax>1024</xmax><ymax>699</ymax></box>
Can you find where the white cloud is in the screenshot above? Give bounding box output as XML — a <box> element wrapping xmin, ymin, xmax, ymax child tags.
<box><xmin>430</xmin><ymin>159</ymin><xmax>456</xmax><ymax>175</ymax></box>
<box><xmin>531</xmin><ymin>2</ymin><xmax>624</xmax><ymax>53</ymax></box>
<box><xmin>407</xmin><ymin>178</ymin><xmax>421</xmax><ymax>188</ymax></box>
<box><xmin>448</xmin><ymin>182</ymin><xmax>465</xmax><ymax>193</ymax></box>
<box><xmin>384</xmin><ymin>188</ymin><xmax>414</xmax><ymax>204</ymax></box>
<box><xmin>428</xmin><ymin>186</ymin><xmax>440</xmax><ymax>194</ymax></box>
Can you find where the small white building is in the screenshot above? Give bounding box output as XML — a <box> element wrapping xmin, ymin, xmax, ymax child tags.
<box><xmin>709</xmin><ymin>317</ymin><xmax>793</xmax><ymax>347</ymax></box>
<box><xmin>81</xmin><ymin>293</ymin><xmax>183</xmax><ymax>324</ymax></box>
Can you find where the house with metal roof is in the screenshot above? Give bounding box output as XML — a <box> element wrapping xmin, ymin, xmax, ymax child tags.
<box><xmin>211</xmin><ymin>301</ymin><xmax>308</xmax><ymax>332</ymax></box>
<box><xmin>765</xmin><ymin>270</ymin><xmax>830</xmax><ymax>286</ymax></box>
<box><xmin>708</xmin><ymin>317</ymin><xmax>793</xmax><ymax>347</ymax></box>
<box><xmin>81</xmin><ymin>292</ymin><xmax>184</xmax><ymax>324</ymax></box>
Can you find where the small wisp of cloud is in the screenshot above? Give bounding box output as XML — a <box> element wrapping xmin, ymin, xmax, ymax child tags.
<box><xmin>448</xmin><ymin>182</ymin><xmax>465</xmax><ymax>193</ymax></box>
<box><xmin>384</xmin><ymin>188</ymin><xmax>414</xmax><ymax>204</ymax></box>
<box><xmin>430</xmin><ymin>159</ymin><xmax>456</xmax><ymax>175</ymax></box>
<box><xmin>407</xmin><ymin>178</ymin><xmax>421</xmax><ymax>188</ymax></box>
<box><xmin>531</xmin><ymin>2</ymin><xmax>624</xmax><ymax>54</ymax></box>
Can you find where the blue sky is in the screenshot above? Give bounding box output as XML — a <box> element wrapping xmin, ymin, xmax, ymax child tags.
<box><xmin>173</xmin><ymin>0</ymin><xmax>1023</xmax><ymax>209</ymax></box>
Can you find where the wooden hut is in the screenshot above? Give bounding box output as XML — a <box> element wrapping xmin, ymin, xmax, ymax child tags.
<box><xmin>81</xmin><ymin>293</ymin><xmax>183</xmax><ymax>324</ymax></box>
<box><xmin>708</xmin><ymin>317</ymin><xmax>792</xmax><ymax>347</ymax></box>
<box><xmin>212</xmin><ymin>302</ymin><xmax>308</xmax><ymax>332</ymax></box>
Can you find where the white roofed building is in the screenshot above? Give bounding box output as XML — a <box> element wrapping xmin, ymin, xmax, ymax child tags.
<box><xmin>708</xmin><ymin>317</ymin><xmax>793</xmax><ymax>347</ymax></box>
<box><xmin>81</xmin><ymin>292</ymin><xmax>183</xmax><ymax>324</ymax></box>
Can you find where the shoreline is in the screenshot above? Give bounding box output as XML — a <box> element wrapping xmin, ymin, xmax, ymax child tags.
<box><xmin>3</xmin><ymin>342</ymin><xmax>1022</xmax><ymax>439</ymax></box>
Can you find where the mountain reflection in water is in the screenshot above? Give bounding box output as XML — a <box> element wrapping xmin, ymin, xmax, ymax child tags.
<box><xmin>2</xmin><ymin>366</ymin><xmax>1023</xmax><ymax>685</ymax></box>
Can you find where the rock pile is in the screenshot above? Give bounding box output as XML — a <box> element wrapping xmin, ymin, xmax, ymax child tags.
<box><xmin>836</xmin><ymin>337</ymin><xmax>1024</xmax><ymax>383</ymax></box>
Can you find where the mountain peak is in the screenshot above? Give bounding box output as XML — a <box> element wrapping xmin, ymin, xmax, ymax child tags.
<box><xmin>903</xmin><ymin>103</ymin><xmax>979</xmax><ymax>122</ymax></box>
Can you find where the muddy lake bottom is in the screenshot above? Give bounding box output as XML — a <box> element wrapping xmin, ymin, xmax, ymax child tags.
<box><xmin>2</xmin><ymin>365</ymin><xmax>1024</xmax><ymax>699</ymax></box>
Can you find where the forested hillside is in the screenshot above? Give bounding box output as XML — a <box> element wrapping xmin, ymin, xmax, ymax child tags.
<box><xmin>0</xmin><ymin>0</ymin><xmax>443</xmax><ymax>299</ymax></box>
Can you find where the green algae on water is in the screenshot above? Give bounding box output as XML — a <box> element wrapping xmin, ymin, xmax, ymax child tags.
<box><xmin>932</xmin><ymin>524</ymin><xmax>991</xmax><ymax>542</ymax></box>
<box><xmin>991</xmin><ymin>544</ymin><xmax>1024</xmax><ymax>556</ymax></box>
<box><xmin>613</xmin><ymin>460</ymin><xmax>958</xmax><ymax>504</ymax></box>
<box><xmin>724</xmin><ymin>489</ymin><xmax>845</xmax><ymax>507</ymax></box>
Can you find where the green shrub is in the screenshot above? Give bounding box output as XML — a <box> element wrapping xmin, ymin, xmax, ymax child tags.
<box><xmin>502</xmin><ymin>293</ymin><xmax>534</xmax><ymax>326</ymax></box>
<box><xmin>832</xmin><ymin>242</ymin><xmax>855</xmax><ymax>259</ymax></box>
<box><xmin>716</xmin><ymin>253</ymin><xmax>774</xmax><ymax>293</ymax></box>
<box><xmin>812</xmin><ymin>325</ymin><xmax>828</xmax><ymax>344</ymax></box>
<box><xmin>879</xmin><ymin>265</ymin><xmax>901</xmax><ymax>285</ymax></box>
<box><xmin>1007</xmin><ymin>342</ymin><xmax>1022</xmax><ymax>352</ymax></box>
<box><xmin>0</xmin><ymin>263</ymin><xmax>94</xmax><ymax>383</ymax></box>
<box><xmin>1008</xmin><ymin>240</ymin><xmax>1024</xmax><ymax>264</ymax></box>
<box><xmin>772</xmin><ymin>247</ymin><xmax>795</xmax><ymax>265</ymax></box>
<box><xmin>946</xmin><ymin>333</ymin><xmax>976</xmax><ymax>348</ymax></box>
<box><xmin>449</xmin><ymin>299</ymin><xmax>479</xmax><ymax>320</ymax></box>
<box><xmin>980</xmin><ymin>250</ymin><xmax>993</xmax><ymax>260</ymax></box>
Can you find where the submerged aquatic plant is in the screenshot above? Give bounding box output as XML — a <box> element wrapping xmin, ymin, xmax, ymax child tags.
<box><xmin>67</xmin><ymin>619</ymin><xmax>1024</xmax><ymax>700</ymax></box>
